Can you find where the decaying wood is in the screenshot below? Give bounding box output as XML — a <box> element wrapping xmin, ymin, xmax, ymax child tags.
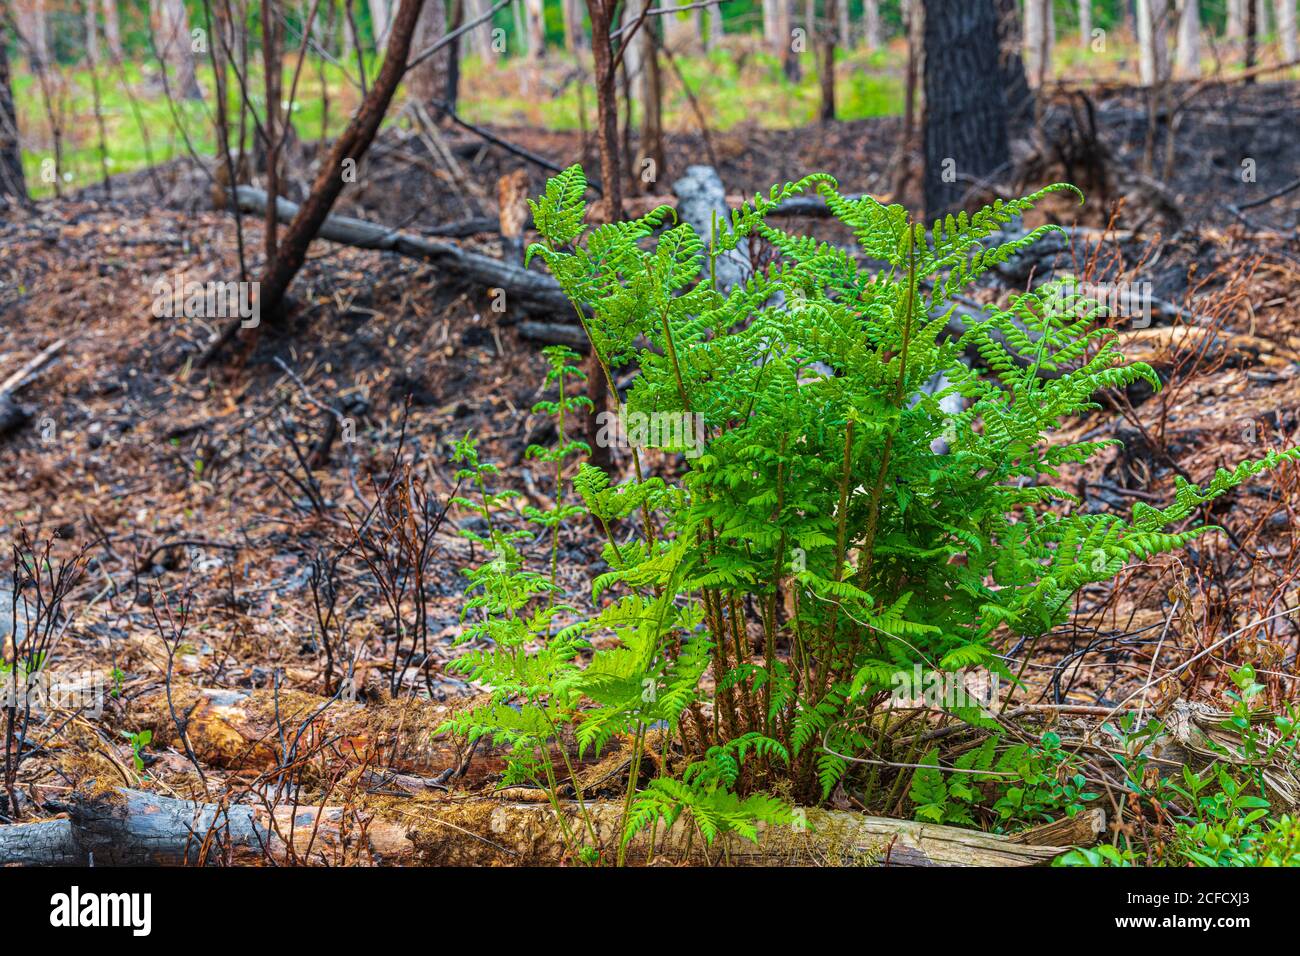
<box><xmin>0</xmin><ymin>788</ymin><xmax>1103</xmax><ymax>866</ymax></box>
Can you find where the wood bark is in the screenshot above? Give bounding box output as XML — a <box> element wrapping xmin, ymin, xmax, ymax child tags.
<box><xmin>1023</xmin><ymin>0</ymin><xmax>1052</xmax><ymax>86</ymax></box>
<box><xmin>1175</xmin><ymin>0</ymin><xmax>1201</xmax><ymax>76</ymax></box>
<box><xmin>102</xmin><ymin>0</ymin><xmax>124</xmax><ymax>60</ymax></box>
<box><xmin>1078</xmin><ymin>0</ymin><xmax>1092</xmax><ymax>47</ymax></box>
<box><xmin>1137</xmin><ymin>0</ymin><xmax>1171</xmax><ymax>86</ymax></box>
<box><xmin>1229</xmin><ymin>0</ymin><xmax>1246</xmax><ymax>40</ymax></box>
<box><xmin>922</xmin><ymin>0</ymin><xmax>1010</xmax><ymax>220</ymax></box>
<box><xmin>819</xmin><ymin>0</ymin><xmax>837</xmax><ymax>122</ymax></box>
<box><xmin>0</xmin><ymin>16</ymin><xmax>26</xmax><ymax>208</ymax></box>
<box><xmin>635</xmin><ymin>1</ymin><xmax>664</xmax><ymax>190</ymax></box>
<box><xmin>524</xmin><ymin>0</ymin><xmax>546</xmax><ymax>57</ymax></box>
<box><xmin>410</xmin><ymin>0</ymin><xmax>451</xmax><ymax>113</ymax></box>
<box><xmin>370</xmin><ymin>0</ymin><xmax>392</xmax><ymax>48</ymax></box>
<box><xmin>996</xmin><ymin>0</ymin><xmax>1032</xmax><ymax>126</ymax></box>
<box><xmin>1279</xmin><ymin>0</ymin><xmax>1299</xmax><ymax>61</ymax></box>
<box><xmin>153</xmin><ymin>0</ymin><xmax>202</xmax><ymax>99</ymax></box>
<box><xmin>1</xmin><ymin>788</ymin><xmax>1104</xmax><ymax>866</ymax></box>
<box><xmin>13</xmin><ymin>0</ymin><xmax>48</xmax><ymax>69</ymax></box>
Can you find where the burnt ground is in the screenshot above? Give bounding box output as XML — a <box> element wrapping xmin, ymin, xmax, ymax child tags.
<box><xmin>1</xmin><ymin>80</ymin><xmax>1300</xmax><ymax>821</ymax></box>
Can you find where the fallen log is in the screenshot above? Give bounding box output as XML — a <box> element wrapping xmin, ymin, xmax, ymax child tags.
<box><xmin>1</xmin><ymin>788</ymin><xmax>1103</xmax><ymax>866</ymax></box>
<box><xmin>234</xmin><ymin>186</ymin><xmax>574</xmax><ymax>317</ymax></box>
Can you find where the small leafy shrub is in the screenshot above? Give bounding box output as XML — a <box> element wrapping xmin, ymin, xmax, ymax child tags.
<box><xmin>909</xmin><ymin>731</ymin><xmax>1098</xmax><ymax>829</ymax></box>
<box><xmin>1059</xmin><ymin>666</ymin><xmax>1300</xmax><ymax>866</ymax></box>
<box><xmin>441</xmin><ymin>166</ymin><xmax>1299</xmax><ymax>859</ymax></box>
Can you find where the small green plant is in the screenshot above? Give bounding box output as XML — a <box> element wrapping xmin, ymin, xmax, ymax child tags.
<box><xmin>908</xmin><ymin>731</ymin><xmax>1097</xmax><ymax>829</ymax></box>
<box><xmin>121</xmin><ymin>729</ymin><xmax>152</xmax><ymax>774</ymax></box>
<box><xmin>442</xmin><ymin>166</ymin><xmax>1300</xmax><ymax>860</ymax></box>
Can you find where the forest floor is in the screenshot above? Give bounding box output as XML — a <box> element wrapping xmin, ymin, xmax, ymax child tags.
<box><xmin>2</xmin><ymin>79</ymin><xmax>1300</xmax><ymax>864</ymax></box>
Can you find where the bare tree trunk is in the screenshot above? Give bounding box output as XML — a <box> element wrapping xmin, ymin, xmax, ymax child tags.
<box><xmin>837</xmin><ymin>0</ymin><xmax>849</xmax><ymax>47</ymax></box>
<box><xmin>561</xmin><ymin>0</ymin><xmax>584</xmax><ymax>51</ymax></box>
<box><xmin>819</xmin><ymin>0</ymin><xmax>837</xmax><ymax>121</ymax></box>
<box><xmin>370</xmin><ymin>0</ymin><xmax>392</xmax><ymax>48</ymax></box>
<box><xmin>153</xmin><ymin>0</ymin><xmax>202</xmax><ymax>98</ymax></box>
<box><xmin>997</xmin><ymin>0</ymin><xmax>1032</xmax><ymax>127</ymax></box>
<box><xmin>410</xmin><ymin>0</ymin><xmax>450</xmax><ymax>110</ymax></box>
<box><xmin>864</xmin><ymin>0</ymin><xmax>881</xmax><ymax>49</ymax></box>
<box><xmin>762</xmin><ymin>0</ymin><xmax>778</xmax><ymax>45</ymax></box>
<box><xmin>1246</xmin><ymin>0</ymin><xmax>1258</xmax><ymax>69</ymax></box>
<box><xmin>1137</xmin><ymin>0</ymin><xmax>1171</xmax><ymax>86</ymax></box>
<box><xmin>634</xmin><ymin>1</ymin><xmax>663</xmax><ymax>189</ymax></box>
<box><xmin>1228</xmin><ymin>0</ymin><xmax>1246</xmax><ymax>40</ymax></box>
<box><xmin>583</xmin><ymin>0</ymin><xmax>620</xmax><ymax>472</ymax></box>
<box><xmin>1023</xmin><ymin>0</ymin><xmax>1052</xmax><ymax>86</ymax></box>
<box><xmin>524</xmin><ymin>0</ymin><xmax>546</xmax><ymax>57</ymax></box>
<box><xmin>1175</xmin><ymin>0</ymin><xmax>1201</xmax><ymax>75</ymax></box>
<box><xmin>464</xmin><ymin>0</ymin><xmax>495</xmax><ymax>59</ymax></box>
<box><xmin>102</xmin><ymin>0</ymin><xmax>123</xmax><ymax>60</ymax></box>
<box><xmin>923</xmin><ymin>0</ymin><xmax>1009</xmax><ymax>220</ymax></box>
<box><xmin>1278</xmin><ymin>0</ymin><xmax>1299</xmax><ymax>60</ymax></box>
<box><xmin>1078</xmin><ymin>0</ymin><xmax>1092</xmax><ymax>46</ymax></box>
<box><xmin>775</xmin><ymin>0</ymin><xmax>799</xmax><ymax>79</ymax></box>
<box><xmin>13</xmin><ymin>0</ymin><xmax>49</xmax><ymax>70</ymax></box>
<box><xmin>85</xmin><ymin>0</ymin><xmax>100</xmax><ymax>64</ymax></box>
<box><xmin>0</xmin><ymin>17</ymin><xmax>26</xmax><ymax>208</ymax></box>
<box><xmin>706</xmin><ymin>1</ymin><xmax>722</xmax><ymax>49</ymax></box>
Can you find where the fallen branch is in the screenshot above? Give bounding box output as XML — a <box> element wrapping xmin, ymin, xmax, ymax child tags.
<box><xmin>2</xmin><ymin>788</ymin><xmax>1102</xmax><ymax>866</ymax></box>
<box><xmin>232</xmin><ymin>186</ymin><xmax>574</xmax><ymax>317</ymax></box>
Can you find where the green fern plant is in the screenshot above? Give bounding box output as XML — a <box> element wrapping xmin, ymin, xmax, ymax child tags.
<box><xmin>443</xmin><ymin>164</ymin><xmax>1299</xmax><ymax>859</ymax></box>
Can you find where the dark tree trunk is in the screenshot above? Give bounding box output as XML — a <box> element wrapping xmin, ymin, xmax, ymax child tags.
<box><xmin>995</xmin><ymin>0</ymin><xmax>1032</xmax><ymax>128</ymax></box>
<box><xmin>582</xmin><ymin>0</ymin><xmax>622</xmax><ymax>473</ymax></box>
<box><xmin>0</xmin><ymin>19</ymin><xmax>26</xmax><ymax>207</ymax></box>
<box><xmin>922</xmin><ymin>0</ymin><xmax>1009</xmax><ymax>220</ymax></box>
<box><xmin>819</xmin><ymin>0</ymin><xmax>837</xmax><ymax>122</ymax></box>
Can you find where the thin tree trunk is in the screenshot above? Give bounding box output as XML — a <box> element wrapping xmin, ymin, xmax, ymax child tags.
<box><xmin>1023</xmin><ymin>0</ymin><xmax>1052</xmax><ymax>86</ymax></box>
<box><xmin>582</xmin><ymin>0</ymin><xmax>620</xmax><ymax>472</ymax></box>
<box><xmin>1137</xmin><ymin>0</ymin><xmax>1171</xmax><ymax>86</ymax></box>
<box><xmin>0</xmin><ymin>17</ymin><xmax>26</xmax><ymax>208</ymax></box>
<box><xmin>463</xmin><ymin>0</ymin><xmax>495</xmax><ymax>59</ymax></box>
<box><xmin>1078</xmin><ymin>0</ymin><xmax>1092</xmax><ymax>46</ymax></box>
<box><xmin>1175</xmin><ymin>0</ymin><xmax>1201</xmax><ymax>76</ymax></box>
<box><xmin>562</xmin><ymin>0</ymin><xmax>584</xmax><ymax>51</ymax></box>
<box><xmin>706</xmin><ymin>1</ymin><xmax>721</xmax><ymax>50</ymax></box>
<box><xmin>410</xmin><ymin>0</ymin><xmax>450</xmax><ymax>111</ymax></box>
<box><xmin>85</xmin><ymin>0</ymin><xmax>101</xmax><ymax>64</ymax></box>
<box><xmin>102</xmin><ymin>0</ymin><xmax>123</xmax><ymax>60</ymax></box>
<box><xmin>1278</xmin><ymin>0</ymin><xmax>1298</xmax><ymax>60</ymax></box>
<box><xmin>775</xmin><ymin>0</ymin><xmax>799</xmax><ymax>79</ymax></box>
<box><xmin>1246</xmin><ymin>0</ymin><xmax>1258</xmax><ymax>70</ymax></box>
<box><xmin>819</xmin><ymin>0</ymin><xmax>837</xmax><ymax>122</ymax></box>
<box><xmin>1228</xmin><ymin>0</ymin><xmax>1246</xmax><ymax>41</ymax></box>
<box><xmin>837</xmin><ymin>0</ymin><xmax>850</xmax><ymax>47</ymax></box>
<box><xmin>524</xmin><ymin>0</ymin><xmax>546</xmax><ymax>57</ymax></box>
<box><xmin>154</xmin><ymin>0</ymin><xmax>202</xmax><ymax>98</ymax></box>
<box><xmin>864</xmin><ymin>0</ymin><xmax>881</xmax><ymax>50</ymax></box>
<box><xmin>922</xmin><ymin>0</ymin><xmax>1009</xmax><ymax>220</ymax></box>
<box><xmin>635</xmin><ymin>0</ymin><xmax>663</xmax><ymax>189</ymax></box>
<box><xmin>370</xmin><ymin>0</ymin><xmax>392</xmax><ymax>48</ymax></box>
<box><xmin>14</xmin><ymin>0</ymin><xmax>49</xmax><ymax>70</ymax></box>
